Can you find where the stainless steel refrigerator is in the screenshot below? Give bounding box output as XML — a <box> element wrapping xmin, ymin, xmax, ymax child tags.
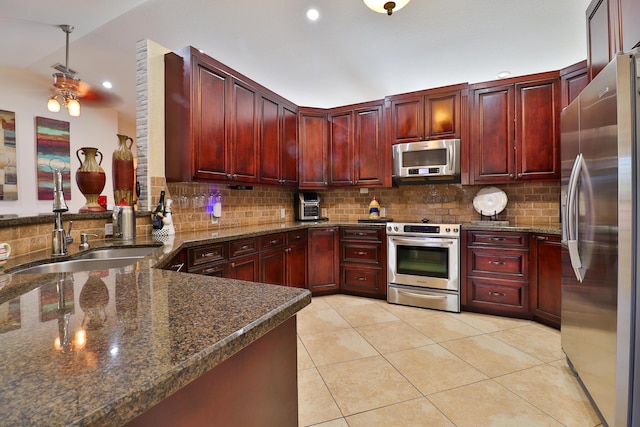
<box><xmin>560</xmin><ymin>50</ymin><xmax>640</xmax><ymax>426</ymax></box>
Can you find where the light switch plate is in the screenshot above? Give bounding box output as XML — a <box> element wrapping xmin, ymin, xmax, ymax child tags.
<box><xmin>280</xmin><ymin>208</ymin><xmax>286</xmax><ymax>219</ymax></box>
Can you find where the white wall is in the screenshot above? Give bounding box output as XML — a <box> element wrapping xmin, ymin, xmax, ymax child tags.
<box><xmin>0</xmin><ymin>66</ymin><xmax>127</xmax><ymax>215</ymax></box>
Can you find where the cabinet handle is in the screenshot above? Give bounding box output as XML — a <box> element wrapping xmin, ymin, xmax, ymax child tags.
<box><xmin>356</xmin><ymin>277</ymin><xmax>366</xmax><ymax>281</ymax></box>
<box><xmin>170</xmin><ymin>263</ymin><xmax>185</xmax><ymax>272</ymax></box>
<box><xmin>241</xmin><ymin>245</ymin><xmax>249</xmax><ymax>250</ymax></box>
<box><xmin>489</xmin><ymin>291</ymin><xmax>506</xmax><ymax>297</ymax></box>
<box><xmin>226</xmin><ymin>174</ymin><xmax>232</xmax><ymax>180</ymax></box>
<box><xmin>489</xmin><ymin>261</ymin><xmax>505</xmax><ymax>265</ymax></box>
<box><xmin>357</xmin><ymin>232</ymin><xmax>366</xmax><ymax>236</ymax></box>
<box><xmin>324</xmin><ymin>182</ymin><xmax>328</xmax><ymax>185</ymax></box>
<box><xmin>509</xmin><ymin>173</ymin><xmax>514</xmax><ymax>178</ymax></box>
<box><xmin>285</xmin><ymin>248</ymin><xmax>291</xmax><ymax>253</ymax></box>
<box><xmin>518</xmin><ymin>173</ymin><xmax>522</xmax><ymax>178</ymax></box>
<box><xmin>356</xmin><ymin>251</ymin><xmax>367</xmax><ymax>255</ymax></box>
<box><xmin>203</xmin><ymin>266</ymin><xmax>223</xmax><ymax>274</ymax></box>
<box><xmin>270</xmin><ymin>239</ymin><xmax>279</xmax><ymax>244</ymax></box>
<box><xmin>202</xmin><ymin>252</ymin><xmax>219</xmax><ymax>258</ymax></box>
<box><xmin>536</xmin><ymin>236</ymin><xmax>548</xmax><ymax>241</ymax></box>
<box><xmin>491</xmin><ymin>237</ymin><xmax>506</xmax><ymax>241</ymax></box>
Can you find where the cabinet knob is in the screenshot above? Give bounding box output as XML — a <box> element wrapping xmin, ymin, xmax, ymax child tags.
<box><xmin>227</xmin><ymin>174</ymin><xmax>233</xmax><ymax>180</ymax></box>
<box><xmin>509</xmin><ymin>173</ymin><xmax>514</xmax><ymax>178</ymax></box>
<box><xmin>324</xmin><ymin>182</ymin><xmax>328</xmax><ymax>185</ymax></box>
<box><xmin>518</xmin><ymin>173</ymin><xmax>522</xmax><ymax>178</ymax></box>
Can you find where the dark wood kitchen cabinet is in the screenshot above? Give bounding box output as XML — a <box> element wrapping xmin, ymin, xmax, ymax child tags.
<box><xmin>186</xmin><ymin>241</ymin><xmax>229</xmax><ymax>277</ymax></box>
<box><xmin>259</xmin><ymin>232</ymin><xmax>287</xmax><ymax>286</ymax></box>
<box><xmin>165</xmin><ymin>47</ymin><xmax>260</xmax><ymax>183</ymax></box>
<box><xmin>560</xmin><ymin>61</ymin><xmax>588</xmax><ymax>107</ymax></box>
<box><xmin>339</xmin><ymin>226</ymin><xmax>387</xmax><ymax>298</ymax></box>
<box><xmin>285</xmin><ymin>229</ymin><xmax>307</xmax><ymax>289</ymax></box>
<box><xmin>530</xmin><ymin>234</ymin><xmax>561</xmax><ymax>329</ymax></box>
<box><xmin>385</xmin><ymin>83</ymin><xmax>467</xmax><ymax>145</ymax></box>
<box><xmin>259</xmin><ymin>95</ymin><xmax>298</xmax><ymax>187</ymax></box>
<box><xmin>586</xmin><ymin>0</ymin><xmax>640</xmax><ymax>81</ymax></box>
<box><xmin>462</xmin><ymin>230</ymin><xmax>531</xmax><ymax>318</ymax></box>
<box><xmin>469</xmin><ymin>72</ymin><xmax>560</xmax><ymax>184</ymax></box>
<box><xmin>328</xmin><ymin>100</ymin><xmax>388</xmax><ymax>188</ymax></box>
<box><xmin>307</xmin><ymin>227</ymin><xmax>339</xmax><ymax>295</ymax></box>
<box><xmin>298</xmin><ymin>108</ymin><xmax>329</xmax><ymax>189</ymax></box>
<box><xmin>228</xmin><ymin>238</ymin><xmax>259</xmax><ymax>281</ymax></box>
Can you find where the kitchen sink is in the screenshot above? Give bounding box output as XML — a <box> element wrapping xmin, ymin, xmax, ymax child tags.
<box><xmin>76</xmin><ymin>246</ymin><xmax>158</xmax><ymax>260</ymax></box>
<box><xmin>8</xmin><ymin>246</ymin><xmax>160</xmax><ymax>274</ymax></box>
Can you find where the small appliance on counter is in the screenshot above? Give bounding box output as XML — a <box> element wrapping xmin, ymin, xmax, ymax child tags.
<box><xmin>295</xmin><ymin>192</ymin><xmax>323</xmax><ymax>221</ymax></box>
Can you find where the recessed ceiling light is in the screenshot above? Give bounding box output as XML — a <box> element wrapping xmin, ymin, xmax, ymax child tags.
<box><xmin>496</xmin><ymin>71</ymin><xmax>511</xmax><ymax>79</ymax></box>
<box><xmin>102</xmin><ymin>81</ymin><xmax>113</xmax><ymax>89</ymax></box>
<box><xmin>306</xmin><ymin>8</ymin><xmax>320</xmax><ymax>21</ymax></box>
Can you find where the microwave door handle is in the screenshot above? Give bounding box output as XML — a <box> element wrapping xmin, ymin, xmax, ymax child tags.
<box><xmin>392</xmin><ymin>238</ymin><xmax>456</xmax><ymax>247</ymax></box>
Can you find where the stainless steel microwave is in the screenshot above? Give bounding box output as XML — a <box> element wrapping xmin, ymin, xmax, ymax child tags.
<box><xmin>392</xmin><ymin>139</ymin><xmax>460</xmax><ymax>183</ymax></box>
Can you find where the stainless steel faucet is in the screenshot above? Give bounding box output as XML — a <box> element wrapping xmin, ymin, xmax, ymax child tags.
<box><xmin>52</xmin><ymin>169</ymin><xmax>73</xmax><ymax>256</ymax></box>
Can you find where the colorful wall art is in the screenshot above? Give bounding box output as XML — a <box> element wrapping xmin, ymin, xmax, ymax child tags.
<box><xmin>0</xmin><ymin>110</ymin><xmax>17</xmax><ymax>200</ymax></box>
<box><xmin>36</xmin><ymin>116</ymin><xmax>71</xmax><ymax>200</ymax></box>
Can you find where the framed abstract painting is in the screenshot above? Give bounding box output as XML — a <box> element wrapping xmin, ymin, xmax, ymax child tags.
<box><xmin>0</xmin><ymin>110</ymin><xmax>17</xmax><ymax>200</ymax></box>
<box><xmin>36</xmin><ymin>116</ymin><xmax>71</xmax><ymax>200</ymax></box>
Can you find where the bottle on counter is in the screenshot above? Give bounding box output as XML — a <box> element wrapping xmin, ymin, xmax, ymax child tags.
<box><xmin>152</xmin><ymin>190</ymin><xmax>166</xmax><ymax>230</ymax></box>
<box><xmin>368</xmin><ymin>195</ymin><xmax>380</xmax><ymax>219</ymax></box>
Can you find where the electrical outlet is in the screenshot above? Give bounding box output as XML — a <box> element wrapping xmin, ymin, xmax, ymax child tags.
<box><xmin>322</xmin><ymin>208</ymin><xmax>328</xmax><ymax>218</ymax></box>
<box><xmin>380</xmin><ymin>207</ymin><xmax>386</xmax><ymax>218</ymax></box>
<box><xmin>211</xmin><ymin>214</ymin><xmax>219</xmax><ymax>224</ymax></box>
<box><xmin>360</xmin><ymin>188</ymin><xmax>369</xmax><ymax>194</ymax></box>
<box><xmin>280</xmin><ymin>208</ymin><xmax>286</xmax><ymax>219</ymax></box>
<box><xmin>104</xmin><ymin>223</ymin><xmax>113</xmax><ymax>236</ymax></box>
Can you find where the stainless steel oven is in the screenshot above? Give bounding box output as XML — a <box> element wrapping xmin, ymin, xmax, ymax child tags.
<box><xmin>387</xmin><ymin>222</ymin><xmax>460</xmax><ymax>312</ymax></box>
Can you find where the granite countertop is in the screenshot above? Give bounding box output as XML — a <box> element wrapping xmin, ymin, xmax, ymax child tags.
<box><xmin>460</xmin><ymin>222</ymin><xmax>562</xmax><ymax>236</ymax></box>
<box><xmin>0</xmin><ymin>224</ymin><xmax>314</xmax><ymax>427</ymax></box>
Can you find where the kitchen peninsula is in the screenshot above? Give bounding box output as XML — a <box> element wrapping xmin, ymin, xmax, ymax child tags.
<box><xmin>0</xmin><ymin>232</ymin><xmax>310</xmax><ymax>427</ymax></box>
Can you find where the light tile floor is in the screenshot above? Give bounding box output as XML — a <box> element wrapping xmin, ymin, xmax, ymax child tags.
<box><xmin>297</xmin><ymin>294</ymin><xmax>603</xmax><ymax>427</ymax></box>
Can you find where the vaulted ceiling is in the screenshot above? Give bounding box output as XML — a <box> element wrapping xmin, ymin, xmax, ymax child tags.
<box><xmin>1</xmin><ymin>0</ymin><xmax>590</xmax><ymax>123</ymax></box>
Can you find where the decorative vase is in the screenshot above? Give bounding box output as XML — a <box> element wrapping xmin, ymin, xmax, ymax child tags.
<box><xmin>75</xmin><ymin>147</ymin><xmax>106</xmax><ymax>212</ymax></box>
<box><xmin>112</xmin><ymin>134</ymin><xmax>134</xmax><ymax>206</ymax></box>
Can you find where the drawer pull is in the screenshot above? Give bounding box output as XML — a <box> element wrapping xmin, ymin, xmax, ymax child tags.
<box><xmin>491</xmin><ymin>237</ymin><xmax>506</xmax><ymax>241</ymax></box>
<box><xmin>357</xmin><ymin>232</ymin><xmax>366</xmax><ymax>236</ymax></box>
<box><xmin>170</xmin><ymin>262</ymin><xmax>185</xmax><ymax>272</ymax></box>
<box><xmin>202</xmin><ymin>252</ymin><xmax>218</xmax><ymax>258</ymax></box>
<box><xmin>489</xmin><ymin>261</ymin><xmax>505</xmax><ymax>265</ymax></box>
<box><xmin>270</xmin><ymin>239</ymin><xmax>279</xmax><ymax>244</ymax></box>
<box><xmin>203</xmin><ymin>266</ymin><xmax>223</xmax><ymax>274</ymax></box>
<box><xmin>241</xmin><ymin>245</ymin><xmax>249</xmax><ymax>250</ymax></box>
<box><xmin>356</xmin><ymin>276</ymin><xmax>367</xmax><ymax>281</ymax></box>
<box><xmin>489</xmin><ymin>291</ymin><xmax>506</xmax><ymax>297</ymax></box>
<box><xmin>356</xmin><ymin>251</ymin><xmax>367</xmax><ymax>255</ymax></box>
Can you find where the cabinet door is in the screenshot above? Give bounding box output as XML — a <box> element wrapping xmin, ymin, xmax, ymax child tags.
<box><xmin>260</xmin><ymin>249</ymin><xmax>286</xmax><ymax>286</ymax></box>
<box><xmin>259</xmin><ymin>95</ymin><xmax>281</xmax><ymax>185</ymax></box>
<box><xmin>587</xmin><ymin>0</ymin><xmax>618</xmax><ymax>80</ymax></box>
<box><xmin>308</xmin><ymin>227</ymin><xmax>339</xmax><ymax>294</ymax></box>
<box><xmin>515</xmin><ymin>78</ymin><xmax>560</xmax><ymax>181</ymax></box>
<box><xmin>388</xmin><ymin>96</ymin><xmax>423</xmax><ymax>144</ymax></box>
<box><xmin>193</xmin><ymin>59</ymin><xmax>230</xmax><ymax>180</ymax></box>
<box><xmin>530</xmin><ymin>234</ymin><xmax>561</xmax><ymax>328</ymax></box>
<box><xmin>229</xmin><ymin>253</ymin><xmax>259</xmax><ymax>282</ymax></box>
<box><xmin>229</xmin><ymin>79</ymin><xmax>259</xmax><ymax>182</ymax></box>
<box><xmin>620</xmin><ymin>0</ymin><xmax>640</xmax><ymax>52</ymax></box>
<box><xmin>471</xmin><ymin>84</ymin><xmax>515</xmax><ymax>183</ymax></box>
<box><xmin>354</xmin><ymin>104</ymin><xmax>386</xmax><ymax>187</ymax></box>
<box><xmin>329</xmin><ymin>110</ymin><xmax>354</xmax><ymax>186</ymax></box>
<box><xmin>560</xmin><ymin>61</ymin><xmax>588</xmax><ymax>107</ymax></box>
<box><xmin>425</xmin><ymin>92</ymin><xmax>460</xmax><ymax>139</ymax></box>
<box><xmin>280</xmin><ymin>105</ymin><xmax>299</xmax><ymax>186</ymax></box>
<box><xmin>286</xmin><ymin>242</ymin><xmax>307</xmax><ymax>288</ymax></box>
<box><xmin>299</xmin><ymin>110</ymin><xmax>329</xmax><ymax>188</ymax></box>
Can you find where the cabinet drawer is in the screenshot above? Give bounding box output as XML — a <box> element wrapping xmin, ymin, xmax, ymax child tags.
<box><xmin>467</xmin><ymin>231</ymin><xmax>528</xmax><ymax>248</ymax></box>
<box><xmin>341</xmin><ymin>227</ymin><xmax>382</xmax><ymax>241</ymax></box>
<box><xmin>230</xmin><ymin>238</ymin><xmax>257</xmax><ymax>258</ymax></box>
<box><xmin>341</xmin><ymin>267</ymin><xmax>381</xmax><ymax>292</ymax></box>
<box><xmin>189</xmin><ymin>261</ymin><xmax>228</xmax><ymax>277</ymax></box>
<box><xmin>259</xmin><ymin>233</ymin><xmax>286</xmax><ymax>250</ymax></box>
<box><xmin>468</xmin><ymin>249</ymin><xmax>528</xmax><ymax>278</ymax></box>
<box><xmin>342</xmin><ymin>243</ymin><xmax>381</xmax><ymax>264</ymax></box>
<box><xmin>470</xmin><ymin>278</ymin><xmax>526</xmax><ymax>308</ymax></box>
<box><xmin>188</xmin><ymin>243</ymin><xmax>227</xmax><ymax>267</ymax></box>
<box><xmin>287</xmin><ymin>229</ymin><xmax>307</xmax><ymax>245</ymax></box>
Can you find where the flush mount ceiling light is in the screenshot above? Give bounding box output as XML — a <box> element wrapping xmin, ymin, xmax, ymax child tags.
<box><xmin>47</xmin><ymin>25</ymin><xmax>81</xmax><ymax>117</ymax></box>
<box><xmin>363</xmin><ymin>0</ymin><xmax>411</xmax><ymax>15</ymax></box>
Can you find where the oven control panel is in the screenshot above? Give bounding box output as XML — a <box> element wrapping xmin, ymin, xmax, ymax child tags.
<box><xmin>386</xmin><ymin>222</ymin><xmax>460</xmax><ymax>238</ymax></box>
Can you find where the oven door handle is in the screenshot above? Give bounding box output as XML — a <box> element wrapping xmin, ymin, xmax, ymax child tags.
<box><xmin>398</xmin><ymin>290</ymin><xmax>447</xmax><ymax>300</ymax></box>
<box><xmin>391</xmin><ymin>237</ymin><xmax>456</xmax><ymax>247</ymax></box>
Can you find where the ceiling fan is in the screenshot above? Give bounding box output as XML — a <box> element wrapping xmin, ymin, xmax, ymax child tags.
<box><xmin>47</xmin><ymin>24</ymin><xmax>120</xmax><ymax>116</ymax></box>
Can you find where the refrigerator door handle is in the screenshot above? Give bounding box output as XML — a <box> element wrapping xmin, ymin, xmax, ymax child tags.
<box><xmin>566</xmin><ymin>153</ymin><xmax>586</xmax><ymax>283</ymax></box>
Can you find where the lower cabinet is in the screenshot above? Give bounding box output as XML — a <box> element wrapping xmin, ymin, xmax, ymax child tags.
<box><xmin>186</xmin><ymin>242</ymin><xmax>228</xmax><ymax>277</ymax></box>
<box><xmin>308</xmin><ymin>227</ymin><xmax>340</xmax><ymax>295</ymax></box>
<box><xmin>462</xmin><ymin>230</ymin><xmax>531</xmax><ymax>318</ymax></box>
<box><xmin>285</xmin><ymin>230</ymin><xmax>307</xmax><ymax>289</ymax></box>
<box><xmin>530</xmin><ymin>234</ymin><xmax>561</xmax><ymax>329</ymax></box>
<box><xmin>339</xmin><ymin>226</ymin><xmax>386</xmax><ymax>298</ymax></box>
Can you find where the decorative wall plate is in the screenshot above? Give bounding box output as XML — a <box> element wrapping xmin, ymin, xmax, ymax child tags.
<box><xmin>473</xmin><ymin>186</ymin><xmax>508</xmax><ymax>216</ymax></box>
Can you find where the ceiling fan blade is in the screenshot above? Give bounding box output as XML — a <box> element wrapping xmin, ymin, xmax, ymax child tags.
<box><xmin>77</xmin><ymin>81</ymin><xmax>122</xmax><ymax>107</ymax></box>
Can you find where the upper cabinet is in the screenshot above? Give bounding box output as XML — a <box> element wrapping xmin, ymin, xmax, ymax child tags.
<box><xmin>470</xmin><ymin>72</ymin><xmax>560</xmax><ymax>184</ymax></box>
<box><xmin>165</xmin><ymin>46</ymin><xmax>296</xmax><ymax>185</ymax></box>
<box><xmin>560</xmin><ymin>61</ymin><xmax>588</xmax><ymax>107</ymax></box>
<box><xmin>385</xmin><ymin>83</ymin><xmax>467</xmax><ymax>145</ymax></box>
<box><xmin>587</xmin><ymin>0</ymin><xmax>640</xmax><ymax>81</ymax></box>
<box><xmin>299</xmin><ymin>101</ymin><xmax>389</xmax><ymax>189</ymax></box>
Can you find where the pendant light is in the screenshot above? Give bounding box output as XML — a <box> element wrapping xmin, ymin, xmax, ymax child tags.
<box><xmin>363</xmin><ymin>0</ymin><xmax>411</xmax><ymax>15</ymax></box>
<box><xmin>47</xmin><ymin>25</ymin><xmax>81</xmax><ymax>117</ymax></box>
